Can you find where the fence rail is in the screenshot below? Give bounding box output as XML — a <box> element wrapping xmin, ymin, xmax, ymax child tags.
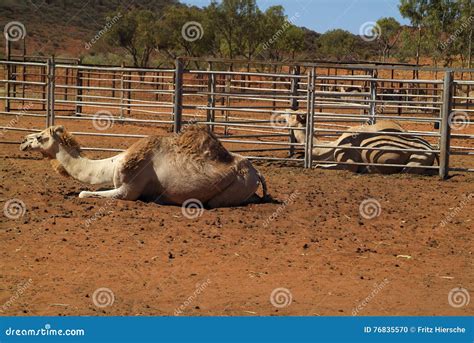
<box><xmin>1</xmin><ymin>57</ymin><xmax>473</xmax><ymax>179</ymax></box>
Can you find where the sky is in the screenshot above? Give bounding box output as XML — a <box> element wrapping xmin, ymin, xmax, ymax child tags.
<box><xmin>179</xmin><ymin>0</ymin><xmax>411</xmax><ymax>34</ymax></box>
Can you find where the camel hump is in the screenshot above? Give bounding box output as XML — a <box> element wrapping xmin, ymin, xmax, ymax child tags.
<box><xmin>175</xmin><ymin>125</ymin><xmax>234</xmax><ymax>164</ymax></box>
<box><xmin>123</xmin><ymin>135</ymin><xmax>162</xmax><ymax>171</ymax></box>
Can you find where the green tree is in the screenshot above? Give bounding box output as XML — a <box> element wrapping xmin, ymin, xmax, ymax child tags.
<box><xmin>105</xmin><ymin>9</ymin><xmax>161</xmax><ymax>68</ymax></box>
<box><xmin>207</xmin><ymin>0</ymin><xmax>262</xmax><ymax>60</ymax></box>
<box><xmin>157</xmin><ymin>5</ymin><xmax>218</xmax><ymax>61</ymax></box>
<box><xmin>281</xmin><ymin>25</ymin><xmax>306</xmax><ymax>60</ymax></box>
<box><xmin>317</xmin><ymin>29</ymin><xmax>358</xmax><ymax>61</ymax></box>
<box><xmin>375</xmin><ymin>17</ymin><xmax>401</xmax><ymax>61</ymax></box>
<box><xmin>399</xmin><ymin>0</ymin><xmax>430</xmax><ymax>66</ymax></box>
<box><xmin>452</xmin><ymin>0</ymin><xmax>473</xmax><ymax>68</ymax></box>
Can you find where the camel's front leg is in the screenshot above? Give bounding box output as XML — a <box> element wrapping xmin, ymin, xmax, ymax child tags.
<box><xmin>78</xmin><ymin>184</ymin><xmax>141</xmax><ymax>200</ymax></box>
<box><xmin>314</xmin><ymin>163</ymin><xmax>339</xmax><ymax>169</ymax></box>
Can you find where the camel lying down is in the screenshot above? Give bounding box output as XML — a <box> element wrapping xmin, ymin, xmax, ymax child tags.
<box><xmin>20</xmin><ymin>125</ymin><xmax>268</xmax><ymax>208</ymax></box>
<box><xmin>284</xmin><ymin>110</ymin><xmax>438</xmax><ymax>174</ymax></box>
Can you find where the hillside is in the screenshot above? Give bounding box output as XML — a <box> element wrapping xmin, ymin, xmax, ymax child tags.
<box><xmin>0</xmin><ymin>0</ymin><xmax>178</xmax><ymax>58</ymax></box>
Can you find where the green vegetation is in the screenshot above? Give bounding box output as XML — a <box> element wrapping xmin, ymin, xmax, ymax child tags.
<box><xmin>1</xmin><ymin>0</ymin><xmax>472</xmax><ymax>68</ymax></box>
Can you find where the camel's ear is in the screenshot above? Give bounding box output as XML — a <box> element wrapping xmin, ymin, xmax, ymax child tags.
<box><xmin>296</xmin><ymin>112</ymin><xmax>306</xmax><ymax>124</ymax></box>
<box><xmin>52</xmin><ymin>125</ymin><xmax>65</xmax><ymax>136</ymax></box>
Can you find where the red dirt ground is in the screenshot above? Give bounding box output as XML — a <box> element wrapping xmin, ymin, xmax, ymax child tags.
<box><xmin>1</xmin><ymin>123</ymin><xmax>473</xmax><ymax>316</ymax></box>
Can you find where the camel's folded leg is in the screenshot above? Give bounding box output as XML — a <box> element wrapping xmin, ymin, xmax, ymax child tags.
<box><xmin>78</xmin><ymin>184</ymin><xmax>141</xmax><ymax>200</ymax></box>
<box><xmin>315</xmin><ymin>163</ymin><xmax>339</xmax><ymax>169</ymax></box>
<box><xmin>402</xmin><ymin>154</ymin><xmax>436</xmax><ymax>175</ymax></box>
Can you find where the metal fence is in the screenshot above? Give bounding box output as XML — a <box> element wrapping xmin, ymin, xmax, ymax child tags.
<box><xmin>1</xmin><ymin>57</ymin><xmax>473</xmax><ymax>179</ymax></box>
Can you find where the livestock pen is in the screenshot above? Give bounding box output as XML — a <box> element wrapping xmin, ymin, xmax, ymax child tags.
<box><xmin>1</xmin><ymin>57</ymin><xmax>473</xmax><ymax>317</ymax></box>
<box><xmin>0</xmin><ymin>57</ymin><xmax>472</xmax><ymax>178</ymax></box>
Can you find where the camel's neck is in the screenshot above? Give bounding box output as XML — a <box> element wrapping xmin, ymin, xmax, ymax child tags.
<box><xmin>312</xmin><ymin>142</ymin><xmax>336</xmax><ymax>161</ymax></box>
<box><xmin>290</xmin><ymin>122</ymin><xmax>336</xmax><ymax>161</ymax></box>
<box><xmin>54</xmin><ymin>146</ymin><xmax>121</xmax><ymax>185</ymax></box>
<box><xmin>291</xmin><ymin>123</ymin><xmax>307</xmax><ymax>144</ymax></box>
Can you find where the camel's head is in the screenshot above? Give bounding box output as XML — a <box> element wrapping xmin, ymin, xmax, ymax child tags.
<box><xmin>282</xmin><ymin>109</ymin><xmax>306</xmax><ymax>128</ymax></box>
<box><xmin>20</xmin><ymin>125</ymin><xmax>77</xmax><ymax>158</ymax></box>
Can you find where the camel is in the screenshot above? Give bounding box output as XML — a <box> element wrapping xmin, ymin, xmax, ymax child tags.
<box><xmin>283</xmin><ymin>110</ymin><xmax>438</xmax><ymax>174</ymax></box>
<box><xmin>20</xmin><ymin>125</ymin><xmax>267</xmax><ymax>207</ymax></box>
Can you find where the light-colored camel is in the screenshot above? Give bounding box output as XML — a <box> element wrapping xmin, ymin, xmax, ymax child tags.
<box><xmin>20</xmin><ymin>125</ymin><xmax>267</xmax><ymax>207</ymax></box>
<box><xmin>283</xmin><ymin>110</ymin><xmax>438</xmax><ymax>174</ymax></box>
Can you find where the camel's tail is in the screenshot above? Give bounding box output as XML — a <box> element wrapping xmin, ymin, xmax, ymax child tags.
<box><xmin>256</xmin><ymin>169</ymin><xmax>268</xmax><ymax>201</ymax></box>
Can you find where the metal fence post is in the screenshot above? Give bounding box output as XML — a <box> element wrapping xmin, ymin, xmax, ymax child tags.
<box><xmin>288</xmin><ymin>65</ymin><xmax>300</xmax><ymax>157</ymax></box>
<box><xmin>5</xmin><ymin>39</ymin><xmax>11</xmax><ymax>113</ymax></box>
<box><xmin>75</xmin><ymin>58</ymin><xmax>82</xmax><ymax>116</ymax></box>
<box><xmin>120</xmin><ymin>62</ymin><xmax>125</xmax><ymax>119</ymax></box>
<box><xmin>207</xmin><ymin>62</ymin><xmax>216</xmax><ymax>131</ymax></box>
<box><xmin>46</xmin><ymin>56</ymin><xmax>56</xmax><ymax>127</ymax></box>
<box><xmin>368</xmin><ymin>69</ymin><xmax>377</xmax><ymax>124</ymax></box>
<box><xmin>173</xmin><ymin>58</ymin><xmax>184</xmax><ymax>133</ymax></box>
<box><xmin>304</xmin><ymin>67</ymin><xmax>315</xmax><ymax>168</ymax></box>
<box><xmin>439</xmin><ymin>71</ymin><xmax>453</xmax><ymax>180</ymax></box>
<box><xmin>290</xmin><ymin>65</ymin><xmax>300</xmax><ymax>111</ymax></box>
